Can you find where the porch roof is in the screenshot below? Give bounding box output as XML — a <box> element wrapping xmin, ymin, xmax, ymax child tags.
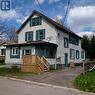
<box><xmin>5</xmin><ymin>41</ymin><xmax>58</xmax><ymax>47</ymax></box>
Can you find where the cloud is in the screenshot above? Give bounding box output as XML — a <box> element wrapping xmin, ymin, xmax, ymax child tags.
<box><xmin>67</xmin><ymin>6</ymin><xmax>95</xmax><ymax>33</ymax></box>
<box><xmin>16</xmin><ymin>16</ymin><xmax>28</xmax><ymax>24</ymax></box>
<box><xmin>56</xmin><ymin>15</ymin><xmax>63</xmax><ymax>20</ymax></box>
<box><xmin>49</xmin><ymin>0</ymin><xmax>60</xmax><ymax>3</ymax></box>
<box><xmin>77</xmin><ymin>32</ymin><xmax>95</xmax><ymax>37</ymax></box>
<box><xmin>0</xmin><ymin>10</ymin><xmax>18</xmax><ymax>20</ymax></box>
<box><xmin>35</xmin><ymin>0</ymin><xmax>45</xmax><ymax>4</ymax></box>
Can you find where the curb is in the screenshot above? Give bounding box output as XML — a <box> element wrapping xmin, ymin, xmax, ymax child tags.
<box><xmin>1</xmin><ymin>76</ymin><xmax>95</xmax><ymax>95</ymax></box>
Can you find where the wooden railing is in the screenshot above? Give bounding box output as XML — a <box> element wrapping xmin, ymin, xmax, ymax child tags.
<box><xmin>83</xmin><ymin>61</ymin><xmax>95</xmax><ymax>73</ymax></box>
<box><xmin>41</xmin><ymin>56</ymin><xmax>49</xmax><ymax>71</ymax></box>
<box><xmin>21</xmin><ymin>55</ymin><xmax>49</xmax><ymax>74</ymax></box>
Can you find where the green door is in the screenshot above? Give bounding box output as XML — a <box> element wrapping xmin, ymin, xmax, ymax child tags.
<box><xmin>64</xmin><ymin>53</ymin><xmax>68</xmax><ymax>67</ymax></box>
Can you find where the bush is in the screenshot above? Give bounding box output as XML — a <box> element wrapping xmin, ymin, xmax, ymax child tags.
<box><xmin>74</xmin><ymin>70</ymin><xmax>95</xmax><ymax>92</ymax></box>
<box><xmin>0</xmin><ymin>59</ymin><xmax>5</xmax><ymax>65</ymax></box>
<box><xmin>49</xmin><ymin>65</ymin><xmax>56</xmax><ymax>70</ymax></box>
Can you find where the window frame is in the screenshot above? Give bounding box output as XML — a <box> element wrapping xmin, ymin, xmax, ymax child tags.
<box><xmin>64</xmin><ymin>37</ymin><xmax>69</xmax><ymax>48</ymax></box>
<box><xmin>69</xmin><ymin>35</ymin><xmax>79</xmax><ymax>45</ymax></box>
<box><xmin>30</xmin><ymin>17</ymin><xmax>42</xmax><ymax>26</ymax></box>
<box><xmin>11</xmin><ymin>47</ymin><xmax>19</xmax><ymax>56</ymax></box>
<box><xmin>25</xmin><ymin>31</ymin><xmax>33</xmax><ymax>42</ymax></box>
<box><xmin>70</xmin><ymin>49</ymin><xmax>75</xmax><ymax>59</ymax></box>
<box><xmin>10</xmin><ymin>47</ymin><xmax>20</xmax><ymax>58</ymax></box>
<box><xmin>81</xmin><ymin>51</ymin><xmax>84</xmax><ymax>59</ymax></box>
<box><xmin>76</xmin><ymin>50</ymin><xmax>80</xmax><ymax>59</ymax></box>
<box><xmin>36</xmin><ymin>29</ymin><xmax>45</xmax><ymax>40</ymax></box>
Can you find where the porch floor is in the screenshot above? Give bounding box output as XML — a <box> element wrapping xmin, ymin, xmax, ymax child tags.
<box><xmin>22</xmin><ymin>66</ymin><xmax>83</xmax><ymax>88</ymax></box>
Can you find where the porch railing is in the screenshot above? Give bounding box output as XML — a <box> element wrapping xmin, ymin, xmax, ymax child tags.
<box><xmin>21</xmin><ymin>55</ymin><xmax>49</xmax><ymax>74</ymax></box>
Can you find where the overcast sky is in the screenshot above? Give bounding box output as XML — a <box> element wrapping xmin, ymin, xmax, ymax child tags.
<box><xmin>0</xmin><ymin>0</ymin><xmax>95</xmax><ymax>36</ymax></box>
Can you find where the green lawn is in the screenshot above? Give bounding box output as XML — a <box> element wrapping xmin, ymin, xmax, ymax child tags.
<box><xmin>74</xmin><ymin>70</ymin><xmax>95</xmax><ymax>92</ymax></box>
<box><xmin>0</xmin><ymin>67</ymin><xmax>37</xmax><ymax>78</ymax></box>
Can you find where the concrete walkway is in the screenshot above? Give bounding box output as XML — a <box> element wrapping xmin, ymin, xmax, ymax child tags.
<box><xmin>0</xmin><ymin>76</ymin><xmax>94</xmax><ymax>95</ymax></box>
<box><xmin>23</xmin><ymin>66</ymin><xmax>83</xmax><ymax>88</ymax></box>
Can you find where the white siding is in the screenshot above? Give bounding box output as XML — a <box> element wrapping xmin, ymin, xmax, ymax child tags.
<box><xmin>5</xmin><ymin>13</ymin><xmax>85</xmax><ymax>65</ymax></box>
<box><xmin>18</xmin><ymin>14</ymin><xmax>57</xmax><ymax>44</ymax></box>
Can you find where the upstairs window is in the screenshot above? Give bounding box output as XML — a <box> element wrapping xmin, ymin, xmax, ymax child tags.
<box><xmin>69</xmin><ymin>35</ymin><xmax>79</xmax><ymax>45</ymax></box>
<box><xmin>76</xmin><ymin>50</ymin><xmax>80</xmax><ymax>59</ymax></box>
<box><xmin>30</xmin><ymin>17</ymin><xmax>42</xmax><ymax>26</ymax></box>
<box><xmin>70</xmin><ymin>49</ymin><xmax>75</xmax><ymax>59</ymax></box>
<box><xmin>25</xmin><ymin>31</ymin><xmax>33</xmax><ymax>41</ymax></box>
<box><xmin>64</xmin><ymin>37</ymin><xmax>69</xmax><ymax>48</ymax></box>
<box><xmin>36</xmin><ymin>29</ymin><xmax>45</xmax><ymax>40</ymax></box>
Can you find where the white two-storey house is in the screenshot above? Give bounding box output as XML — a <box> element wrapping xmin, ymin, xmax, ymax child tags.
<box><xmin>5</xmin><ymin>10</ymin><xmax>85</xmax><ymax>68</ymax></box>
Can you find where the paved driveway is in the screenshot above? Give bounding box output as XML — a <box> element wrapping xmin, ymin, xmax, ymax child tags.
<box><xmin>0</xmin><ymin>76</ymin><xmax>94</xmax><ymax>95</ymax></box>
<box><xmin>23</xmin><ymin>66</ymin><xmax>83</xmax><ymax>88</ymax></box>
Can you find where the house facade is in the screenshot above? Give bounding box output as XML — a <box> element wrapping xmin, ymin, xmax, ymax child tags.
<box><xmin>5</xmin><ymin>10</ymin><xmax>85</xmax><ymax>68</ymax></box>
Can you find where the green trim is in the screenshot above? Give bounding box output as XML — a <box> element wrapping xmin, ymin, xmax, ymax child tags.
<box><xmin>25</xmin><ymin>31</ymin><xmax>33</xmax><ymax>41</ymax></box>
<box><xmin>70</xmin><ymin>49</ymin><xmax>75</xmax><ymax>59</ymax></box>
<box><xmin>36</xmin><ymin>29</ymin><xmax>45</xmax><ymax>40</ymax></box>
<box><xmin>10</xmin><ymin>47</ymin><xmax>20</xmax><ymax>58</ymax></box>
<box><xmin>76</xmin><ymin>50</ymin><xmax>80</xmax><ymax>59</ymax></box>
<box><xmin>64</xmin><ymin>37</ymin><xmax>69</xmax><ymax>48</ymax></box>
<box><xmin>30</xmin><ymin>17</ymin><xmax>42</xmax><ymax>26</ymax></box>
<box><xmin>69</xmin><ymin>35</ymin><xmax>79</xmax><ymax>45</ymax></box>
<box><xmin>81</xmin><ymin>51</ymin><xmax>84</xmax><ymax>59</ymax></box>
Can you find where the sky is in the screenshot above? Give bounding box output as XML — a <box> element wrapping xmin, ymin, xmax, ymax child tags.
<box><xmin>0</xmin><ymin>0</ymin><xmax>95</xmax><ymax>37</ymax></box>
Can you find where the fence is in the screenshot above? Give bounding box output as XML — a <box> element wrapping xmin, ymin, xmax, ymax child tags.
<box><xmin>83</xmin><ymin>61</ymin><xmax>95</xmax><ymax>73</ymax></box>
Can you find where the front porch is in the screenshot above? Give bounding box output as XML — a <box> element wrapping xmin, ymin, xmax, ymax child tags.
<box><xmin>5</xmin><ymin>41</ymin><xmax>58</xmax><ymax>73</ymax></box>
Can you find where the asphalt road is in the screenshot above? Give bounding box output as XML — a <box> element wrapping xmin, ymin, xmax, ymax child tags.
<box><xmin>0</xmin><ymin>76</ymin><xmax>94</xmax><ymax>95</ymax></box>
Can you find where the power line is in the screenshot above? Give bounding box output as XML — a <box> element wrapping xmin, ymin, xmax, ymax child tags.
<box><xmin>63</xmin><ymin>0</ymin><xmax>71</xmax><ymax>24</ymax></box>
<box><xmin>35</xmin><ymin>0</ymin><xmax>44</xmax><ymax>13</ymax></box>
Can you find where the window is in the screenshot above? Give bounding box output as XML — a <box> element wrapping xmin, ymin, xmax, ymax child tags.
<box><xmin>25</xmin><ymin>31</ymin><xmax>33</xmax><ymax>41</ymax></box>
<box><xmin>36</xmin><ymin>29</ymin><xmax>45</xmax><ymax>40</ymax></box>
<box><xmin>22</xmin><ymin>49</ymin><xmax>31</xmax><ymax>56</ymax></box>
<box><xmin>36</xmin><ymin>46</ymin><xmax>56</xmax><ymax>58</ymax></box>
<box><xmin>69</xmin><ymin>35</ymin><xmax>79</xmax><ymax>45</ymax></box>
<box><xmin>76</xmin><ymin>50</ymin><xmax>80</xmax><ymax>59</ymax></box>
<box><xmin>81</xmin><ymin>51</ymin><xmax>84</xmax><ymax>59</ymax></box>
<box><xmin>10</xmin><ymin>47</ymin><xmax>20</xmax><ymax>58</ymax></box>
<box><xmin>30</xmin><ymin>17</ymin><xmax>42</xmax><ymax>26</ymax></box>
<box><xmin>12</xmin><ymin>47</ymin><xmax>19</xmax><ymax>55</ymax></box>
<box><xmin>70</xmin><ymin>49</ymin><xmax>75</xmax><ymax>59</ymax></box>
<box><xmin>1</xmin><ymin>49</ymin><xmax>6</xmax><ymax>55</ymax></box>
<box><xmin>64</xmin><ymin>37</ymin><xmax>69</xmax><ymax>48</ymax></box>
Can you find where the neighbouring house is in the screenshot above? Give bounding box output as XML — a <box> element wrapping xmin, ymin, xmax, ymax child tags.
<box><xmin>0</xmin><ymin>42</ymin><xmax>6</xmax><ymax>56</ymax></box>
<box><xmin>5</xmin><ymin>10</ymin><xmax>85</xmax><ymax>69</ymax></box>
<box><xmin>0</xmin><ymin>42</ymin><xmax>6</xmax><ymax>61</ymax></box>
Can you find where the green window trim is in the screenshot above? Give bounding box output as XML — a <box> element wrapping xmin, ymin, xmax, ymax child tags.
<box><xmin>10</xmin><ymin>47</ymin><xmax>20</xmax><ymax>58</ymax></box>
<box><xmin>70</xmin><ymin>49</ymin><xmax>75</xmax><ymax>59</ymax></box>
<box><xmin>81</xmin><ymin>51</ymin><xmax>84</xmax><ymax>59</ymax></box>
<box><xmin>76</xmin><ymin>50</ymin><xmax>80</xmax><ymax>59</ymax></box>
<box><xmin>25</xmin><ymin>31</ymin><xmax>33</xmax><ymax>41</ymax></box>
<box><xmin>69</xmin><ymin>35</ymin><xmax>79</xmax><ymax>45</ymax></box>
<box><xmin>36</xmin><ymin>29</ymin><xmax>45</xmax><ymax>40</ymax></box>
<box><xmin>30</xmin><ymin>17</ymin><xmax>42</xmax><ymax>27</ymax></box>
<box><xmin>64</xmin><ymin>37</ymin><xmax>69</xmax><ymax>48</ymax></box>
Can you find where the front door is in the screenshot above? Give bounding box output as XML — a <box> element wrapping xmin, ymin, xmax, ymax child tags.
<box><xmin>64</xmin><ymin>53</ymin><xmax>68</xmax><ymax>67</ymax></box>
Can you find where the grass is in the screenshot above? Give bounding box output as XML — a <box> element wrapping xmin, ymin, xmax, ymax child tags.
<box><xmin>74</xmin><ymin>70</ymin><xmax>95</xmax><ymax>92</ymax></box>
<box><xmin>0</xmin><ymin>67</ymin><xmax>37</xmax><ymax>78</ymax></box>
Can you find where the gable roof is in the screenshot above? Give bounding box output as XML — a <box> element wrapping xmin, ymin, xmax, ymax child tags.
<box><xmin>16</xmin><ymin>10</ymin><xmax>82</xmax><ymax>39</ymax></box>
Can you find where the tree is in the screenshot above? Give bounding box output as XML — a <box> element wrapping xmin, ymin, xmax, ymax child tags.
<box><xmin>81</xmin><ymin>35</ymin><xmax>90</xmax><ymax>59</ymax></box>
<box><xmin>90</xmin><ymin>35</ymin><xmax>95</xmax><ymax>60</ymax></box>
<box><xmin>0</xmin><ymin>21</ymin><xmax>8</xmax><ymax>41</ymax></box>
<box><xmin>6</xmin><ymin>27</ymin><xmax>18</xmax><ymax>43</ymax></box>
